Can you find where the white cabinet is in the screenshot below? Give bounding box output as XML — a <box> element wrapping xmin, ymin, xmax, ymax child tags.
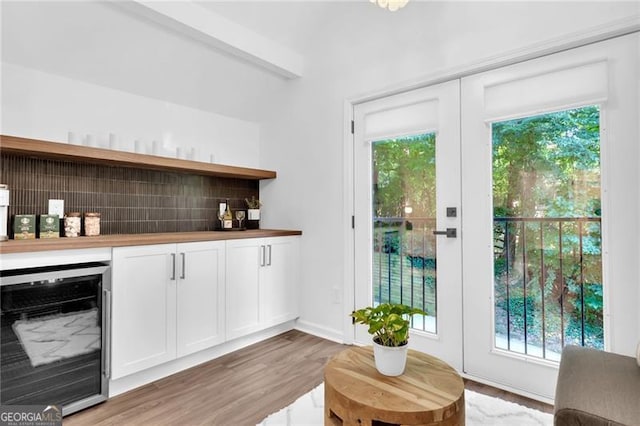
<box><xmin>226</xmin><ymin>239</ymin><xmax>261</xmax><ymax>339</ymax></box>
<box><xmin>176</xmin><ymin>242</ymin><xmax>226</xmax><ymax>357</ymax></box>
<box><xmin>111</xmin><ymin>244</ymin><xmax>176</xmax><ymax>379</ymax></box>
<box><xmin>226</xmin><ymin>236</ymin><xmax>299</xmax><ymax>340</ymax></box>
<box><xmin>111</xmin><ymin>236</ymin><xmax>297</xmax><ymax>379</ymax></box>
<box><xmin>260</xmin><ymin>237</ymin><xmax>299</xmax><ymax>327</ymax></box>
<box><xmin>111</xmin><ymin>241</ymin><xmax>225</xmax><ymax>379</ymax></box>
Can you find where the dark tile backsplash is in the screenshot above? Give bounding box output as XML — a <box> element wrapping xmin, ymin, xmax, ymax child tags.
<box><xmin>0</xmin><ymin>154</ymin><xmax>259</xmax><ymax>234</ymax></box>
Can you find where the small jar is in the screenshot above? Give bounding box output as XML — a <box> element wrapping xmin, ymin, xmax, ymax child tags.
<box><xmin>84</xmin><ymin>212</ymin><xmax>101</xmax><ymax>236</ymax></box>
<box><xmin>64</xmin><ymin>212</ymin><xmax>81</xmax><ymax>237</ymax></box>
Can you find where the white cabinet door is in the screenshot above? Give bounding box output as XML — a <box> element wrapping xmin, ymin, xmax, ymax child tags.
<box><xmin>225</xmin><ymin>239</ymin><xmax>262</xmax><ymax>340</ymax></box>
<box><xmin>226</xmin><ymin>236</ymin><xmax>300</xmax><ymax>340</ymax></box>
<box><xmin>176</xmin><ymin>241</ymin><xmax>226</xmax><ymax>357</ymax></box>
<box><xmin>111</xmin><ymin>244</ymin><xmax>177</xmax><ymax>379</ymax></box>
<box><xmin>113</xmin><ymin>241</ymin><xmax>226</xmax><ymax>377</ymax></box>
<box><xmin>260</xmin><ymin>237</ymin><xmax>299</xmax><ymax>327</ymax></box>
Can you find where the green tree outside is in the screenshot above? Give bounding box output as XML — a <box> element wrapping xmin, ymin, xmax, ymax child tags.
<box><xmin>493</xmin><ymin>105</ymin><xmax>603</xmax><ymax>355</ymax></box>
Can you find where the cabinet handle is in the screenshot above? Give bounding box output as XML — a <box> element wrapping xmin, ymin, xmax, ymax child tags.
<box><xmin>260</xmin><ymin>245</ymin><xmax>266</xmax><ymax>267</ymax></box>
<box><xmin>267</xmin><ymin>245</ymin><xmax>272</xmax><ymax>266</ymax></box>
<box><xmin>103</xmin><ymin>288</ymin><xmax>111</xmax><ymax>379</ymax></box>
<box><xmin>180</xmin><ymin>252</ymin><xmax>186</xmax><ymax>279</ymax></box>
<box><xmin>170</xmin><ymin>253</ymin><xmax>176</xmax><ymax>280</ymax></box>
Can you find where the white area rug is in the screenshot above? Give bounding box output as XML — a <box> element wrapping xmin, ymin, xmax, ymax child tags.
<box><xmin>12</xmin><ymin>308</ymin><xmax>101</xmax><ymax>367</ymax></box>
<box><xmin>258</xmin><ymin>383</ymin><xmax>552</xmax><ymax>426</ymax></box>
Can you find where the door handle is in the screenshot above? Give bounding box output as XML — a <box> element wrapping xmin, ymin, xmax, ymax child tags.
<box><xmin>260</xmin><ymin>245</ymin><xmax>266</xmax><ymax>267</ymax></box>
<box><xmin>433</xmin><ymin>228</ymin><xmax>457</xmax><ymax>238</ymax></box>
<box><xmin>170</xmin><ymin>253</ymin><xmax>176</xmax><ymax>280</ymax></box>
<box><xmin>267</xmin><ymin>245</ymin><xmax>272</xmax><ymax>266</ymax></box>
<box><xmin>180</xmin><ymin>252</ymin><xmax>186</xmax><ymax>279</ymax></box>
<box><xmin>103</xmin><ymin>288</ymin><xmax>111</xmax><ymax>379</ymax></box>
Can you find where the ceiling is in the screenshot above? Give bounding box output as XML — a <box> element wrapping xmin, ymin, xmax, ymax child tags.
<box><xmin>0</xmin><ymin>0</ymin><xmax>410</xmax><ymax>120</ymax></box>
<box><xmin>3</xmin><ymin>1</ymin><xmax>637</xmax><ymax>122</ymax></box>
<box><xmin>195</xmin><ymin>1</ymin><xmax>340</xmax><ymax>55</ymax></box>
<box><xmin>0</xmin><ymin>1</ymin><xmax>305</xmax><ymax>121</ymax></box>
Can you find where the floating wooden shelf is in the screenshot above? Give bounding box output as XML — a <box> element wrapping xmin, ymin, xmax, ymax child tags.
<box><xmin>0</xmin><ymin>135</ymin><xmax>276</xmax><ymax>180</ymax></box>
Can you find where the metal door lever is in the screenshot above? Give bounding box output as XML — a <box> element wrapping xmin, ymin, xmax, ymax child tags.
<box><xmin>433</xmin><ymin>228</ymin><xmax>457</xmax><ymax>238</ymax></box>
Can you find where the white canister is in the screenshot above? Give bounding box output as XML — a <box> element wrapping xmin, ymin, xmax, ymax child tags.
<box><xmin>84</xmin><ymin>212</ymin><xmax>101</xmax><ymax>236</ymax></box>
<box><xmin>64</xmin><ymin>213</ymin><xmax>81</xmax><ymax>237</ymax></box>
<box><xmin>0</xmin><ymin>184</ymin><xmax>9</xmax><ymax>241</ymax></box>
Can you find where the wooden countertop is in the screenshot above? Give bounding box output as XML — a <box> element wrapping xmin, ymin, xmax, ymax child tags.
<box><xmin>0</xmin><ymin>229</ymin><xmax>302</xmax><ymax>254</ymax></box>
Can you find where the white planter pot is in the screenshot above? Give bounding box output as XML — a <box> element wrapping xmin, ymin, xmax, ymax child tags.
<box><xmin>372</xmin><ymin>339</ymin><xmax>409</xmax><ymax>376</ymax></box>
<box><xmin>248</xmin><ymin>209</ymin><xmax>260</xmax><ymax>221</ymax></box>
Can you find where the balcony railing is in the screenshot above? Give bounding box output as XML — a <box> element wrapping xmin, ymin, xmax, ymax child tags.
<box><xmin>494</xmin><ymin>217</ymin><xmax>603</xmax><ymax>360</ymax></box>
<box><xmin>372</xmin><ymin>217</ymin><xmax>437</xmax><ymax>333</ymax></box>
<box><xmin>372</xmin><ymin>215</ymin><xmax>603</xmax><ymax>360</ymax></box>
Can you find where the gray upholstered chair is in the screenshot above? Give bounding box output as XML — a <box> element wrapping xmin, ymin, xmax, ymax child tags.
<box><xmin>554</xmin><ymin>345</ymin><xmax>640</xmax><ymax>426</ymax></box>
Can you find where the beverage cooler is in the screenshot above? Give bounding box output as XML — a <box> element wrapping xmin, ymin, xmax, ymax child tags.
<box><xmin>0</xmin><ymin>263</ymin><xmax>111</xmax><ymax>415</ymax></box>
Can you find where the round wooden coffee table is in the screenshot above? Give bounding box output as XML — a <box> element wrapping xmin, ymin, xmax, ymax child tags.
<box><xmin>324</xmin><ymin>346</ymin><xmax>465</xmax><ymax>426</ymax></box>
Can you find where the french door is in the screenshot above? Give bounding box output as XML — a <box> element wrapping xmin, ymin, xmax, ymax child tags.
<box><xmin>353</xmin><ymin>33</ymin><xmax>638</xmax><ymax>400</ymax></box>
<box><xmin>461</xmin><ymin>34</ymin><xmax>638</xmax><ymax>399</ymax></box>
<box><xmin>353</xmin><ymin>80</ymin><xmax>463</xmax><ymax>371</ymax></box>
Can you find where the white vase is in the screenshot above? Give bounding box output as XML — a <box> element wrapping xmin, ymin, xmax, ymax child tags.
<box><xmin>372</xmin><ymin>339</ymin><xmax>409</xmax><ymax>376</ymax></box>
<box><xmin>248</xmin><ymin>209</ymin><xmax>261</xmax><ymax>221</ymax></box>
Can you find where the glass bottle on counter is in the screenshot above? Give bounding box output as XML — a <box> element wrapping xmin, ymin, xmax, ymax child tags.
<box><xmin>223</xmin><ymin>199</ymin><xmax>233</xmax><ymax>229</ymax></box>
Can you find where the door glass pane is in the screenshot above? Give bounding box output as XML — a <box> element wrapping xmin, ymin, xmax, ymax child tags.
<box><xmin>372</xmin><ymin>133</ymin><xmax>434</xmax><ymax>333</ymax></box>
<box><xmin>492</xmin><ymin>105</ymin><xmax>603</xmax><ymax>361</ymax></box>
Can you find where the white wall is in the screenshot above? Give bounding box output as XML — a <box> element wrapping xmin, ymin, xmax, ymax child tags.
<box><xmin>0</xmin><ymin>1</ymin><xmax>287</xmax><ymax>122</ymax></box>
<box><xmin>259</xmin><ymin>1</ymin><xmax>640</xmax><ymax>341</ymax></box>
<box><xmin>1</xmin><ymin>62</ymin><xmax>261</xmax><ymax>168</ymax></box>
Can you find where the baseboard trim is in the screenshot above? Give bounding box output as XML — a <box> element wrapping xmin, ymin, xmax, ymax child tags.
<box><xmin>294</xmin><ymin>319</ymin><xmax>344</xmax><ymax>344</ymax></box>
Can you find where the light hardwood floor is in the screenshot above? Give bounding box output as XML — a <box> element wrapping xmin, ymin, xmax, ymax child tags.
<box><xmin>65</xmin><ymin>330</ymin><xmax>552</xmax><ymax>425</ymax></box>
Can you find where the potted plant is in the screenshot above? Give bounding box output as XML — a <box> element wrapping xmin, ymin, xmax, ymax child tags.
<box><xmin>245</xmin><ymin>196</ymin><xmax>262</xmax><ymax>221</ymax></box>
<box><xmin>351</xmin><ymin>303</ymin><xmax>426</xmax><ymax>376</ymax></box>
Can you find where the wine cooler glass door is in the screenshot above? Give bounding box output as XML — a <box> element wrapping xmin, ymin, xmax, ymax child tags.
<box><xmin>0</xmin><ymin>263</ymin><xmax>110</xmax><ymax>415</ymax></box>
